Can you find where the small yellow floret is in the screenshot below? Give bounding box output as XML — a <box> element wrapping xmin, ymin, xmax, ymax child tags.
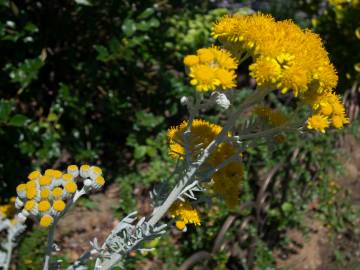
<box><xmin>52</xmin><ymin>170</ymin><xmax>62</xmax><ymax>179</ymax></box>
<box><xmin>39</xmin><ymin>175</ymin><xmax>52</xmax><ymax>186</ymax></box>
<box><xmin>67</xmin><ymin>165</ymin><xmax>78</xmax><ymax>172</ymax></box>
<box><xmin>40</xmin><ymin>189</ymin><xmax>50</xmax><ymax>200</ymax></box>
<box><xmin>28</xmin><ymin>170</ymin><xmax>41</xmax><ymax>180</ymax></box>
<box><xmin>64</xmin><ymin>182</ymin><xmax>77</xmax><ymax>193</ymax></box>
<box><xmin>92</xmin><ymin>166</ymin><xmax>102</xmax><ymax>175</ymax></box>
<box><xmin>45</xmin><ymin>169</ymin><xmax>55</xmax><ymax>177</ymax></box>
<box><xmin>307</xmin><ymin>114</ymin><xmax>329</xmax><ymax>133</ymax></box>
<box><xmin>40</xmin><ymin>215</ymin><xmax>53</xmax><ymax>228</ymax></box>
<box><xmin>183</xmin><ymin>55</ymin><xmax>199</xmax><ymax>66</ymax></box>
<box><xmin>24</xmin><ymin>200</ymin><xmax>36</xmax><ymax>211</ymax></box>
<box><xmin>62</xmin><ymin>173</ymin><xmax>73</xmax><ymax>182</ymax></box>
<box><xmin>16</xmin><ymin>184</ymin><xmax>26</xmax><ymax>192</ymax></box>
<box><xmin>215</xmin><ymin>68</ymin><xmax>237</xmax><ymax>89</ymax></box>
<box><xmin>249</xmin><ymin>57</ymin><xmax>281</xmax><ymax>88</ymax></box>
<box><xmin>26</xmin><ymin>187</ymin><xmax>37</xmax><ymax>200</ymax></box>
<box><xmin>190</xmin><ymin>65</ymin><xmax>219</xmax><ymax>92</ymax></box>
<box><xmin>175</xmin><ymin>220</ymin><xmax>186</xmax><ymax>230</ymax></box>
<box><xmin>52</xmin><ymin>187</ymin><xmax>63</xmax><ymax>198</ymax></box>
<box><xmin>95</xmin><ymin>176</ymin><xmax>105</xmax><ymax>186</ymax></box>
<box><xmin>80</xmin><ymin>164</ymin><xmax>90</xmax><ymax>171</ymax></box>
<box><xmin>53</xmin><ymin>200</ymin><xmax>66</xmax><ymax>212</ymax></box>
<box><xmin>38</xmin><ymin>201</ymin><xmax>51</xmax><ymax>212</ymax></box>
<box><xmin>26</xmin><ymin>180</ymin><xmax>36</xmax><ymax>188</ymax></box>
<box><xmin>320</xmin><ymin>102</ymin><xmax>333</xmax><ymax>116</ymax></box>
<box><xmin>197</xmin><ymin>48</ymin><xmax>215</xmax><ymax>63</ymax></box>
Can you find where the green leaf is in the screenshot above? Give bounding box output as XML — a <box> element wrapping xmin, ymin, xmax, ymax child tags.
<box><xmin>9</xmin><ymin>114</ymin><xmax>29</xmax><ymax>127</ymax></box>
<box><xmin>281</xmin><ymin>202</ymin><xmax>294</xmax><ymax>214</ymax></box>
<box><xmin>148</xmin><ymin>18</ymin><xmax>160</xmax><ymax>28</ymax></box>
<box><xmin>74</xmin><ymin>0</ymin><xmax>92</xmax><ymax>6</ymax></box>
<box><xmin>122</xmin><ymin>19</ymin><xmax>136</xmax><ymax>36</ymax></box>
<box><xmin>47</xmin><ymin>113</ymin><xmax>58</xmax><ymax>122</ymax></box>
<box><xmin>94</xmin><ymin>45</ymin><xmax>111</xmax><ymax>62</ymax></box>
<box><xmin>0</xmin><ymin>99</ymin><xmax>13</xmax><ymax>122</ymax></box>
<box><xmin>134</xmin><ymin>145</ymin><xmax>148</xmax><ymax>160</ymax></box>
<box><xmin>137</xmin><ymin>8</ymin><xmax>155</xmax><ymax>20</ymax></box>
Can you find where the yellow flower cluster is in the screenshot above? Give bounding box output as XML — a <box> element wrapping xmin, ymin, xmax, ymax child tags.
<box><xmin>168</xmin><ymin>201</ymin><xmax>201</xmax><ymax>230</ymax></box>
<box><xmin>183</xmin><ymin>46</ymin><xmax>238</xmax><ymax>92</ymax></box>
<box><xmin>212</xmin><ymin>14</ymin><xmax>337</xmax><ymax>94</ymax></box>
<box><xmin>212</xmin><ymin>13</ymin><xmax>349</xmax><ymax>132</ymax></box>
<box><xmin>303</xmin><ymin>91</ymin><xmax>349</xmax><ymax>132</ymax></box>
<box><xmin>168</xmin><ymin>119</ymin><xmax>243</xmax><ymax>208</ymax></box>
<box><xmin>15</xmin><ymin>165</ymin><xmax>105</xmax><ymax>228</ymax></box>
<box><xmin>253</xmin><ymin>106</ymin><xmax>288</xmax><ymax>126</ymax></box>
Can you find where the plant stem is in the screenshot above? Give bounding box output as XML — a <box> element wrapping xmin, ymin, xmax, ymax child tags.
<box><xmin>4</xmin><ymin>229</ymin><xmax>13</xmax><ymax>270</ymax></box>
<box><xmin>43</xmin><ymin>224</ymin><xmax>56</xmax><ymax>270</ymax></box>
<box><xmin>96</xmin><ymin>87</ymin><xmax>272</xmax><ymax>269</ymax></box>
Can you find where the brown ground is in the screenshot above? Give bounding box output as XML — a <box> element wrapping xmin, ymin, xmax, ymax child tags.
<box><xmin>55</xmin><ymin>184</ymin><xmax>120</xmax><ymax>261</ymax></box>
<box><xmin>275</xmin><ymin>134</ymin><xmax>360</xmax><ymax>270</ymax></box>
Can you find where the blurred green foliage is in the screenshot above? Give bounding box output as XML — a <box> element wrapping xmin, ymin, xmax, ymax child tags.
<box><xmin>0</xmin><ymin>0</ymin><xmax>226</xmax><ymax>198</ymax></box>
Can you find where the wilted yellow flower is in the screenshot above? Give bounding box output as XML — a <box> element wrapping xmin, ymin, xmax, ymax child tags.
<box><xmin>212</xmin><ymin>162</ymin><xmax>243</xmax><ymax>208</ymax></box>
<box><xmin>253</xmin><ymin>106</ymin><xmax>288</xmax><ymax>126</ymax></box>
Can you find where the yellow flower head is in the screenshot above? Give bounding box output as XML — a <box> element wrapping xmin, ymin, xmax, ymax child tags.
<box><xmin>183</xmin><ymin>55</ymin><xmax>199</xmax><ymax>67</ymax></box>
<box><xmin>190</xmin><ymin>64</ymin><xmax>220</xmax><ymax>92</ymax></box>
<box><xmin>307</xmin><ymin>114</ymin><xmax>329</xmax><ymax>133</ymax></box>
<box><xmin>332</xmin><ymin>114</ymin><xmax>349</xmax><ymax>129</ymax></box>
<box><xmin>168</xmin><ymin>119</ymin><xmax>222</xmax><ymax>160</ymax></box>
<box><xmin>28</xmin><ymin>170</ymin><xmax>40</xmax><ymax>181</ymax></box>
<box><xmin>185</xmin><ymin>46</ymin><xmax>238</xmax><ymax>92</ymax></box>
<box><xmin>279</xmin><ymin>65</ymin><xmax>309</xmax><ymax>96</ymax></box>
<box><xmin>53</xmin><ymin>200</ymin><xmax>66</xmax><ymax>212</ymax></box>
<box><xmin>40</xmin><ymin>215</ymin><xmax>53</xmax><ymax>228</ymax></box>
<box><xmin>24</xmin><ymin>200</ymin><xmax>36</xmax><ymax>211</ymax></box>
<box><xmin>26</xmin><ymin>186</ymin><xmax>37</xmax><ymax>200</ymax></box>
<box><xmin>62</xmin><ymin>173</ymin><xmax>73</xmax><ymax>182</ymax></box>
<box><xmin>64</xmin><ymin>182</ymin><xmax>77</xmax><ymax>194</ymax></box>
<box><xmin>95</xmin><ymin>176</ymin><xmax>105</xmax><ymax>186</ymax></box>
<box><xmin>39</xmin><ymin>175</ymin><xmax>52</xmax><ymax>186</ymax></box>
<box><xmin>45</xmin><ymin>169</ymin><xmax>55</xmax><ymax>177</ymax></box>
<box><xmin>215</xmin><ymin>68</ymin><xmax>237</xmax><ymax>89</ymax></box>
<box><xmin>52</xmin><ymin>187</ymin><xmax>63</xmax><ymax>198</ymax></box>
<box><xmin>249</xmin><ymin>57</ymin><xmax>281</xmax><ymax>88</ymax></box>
<box><xmin>40</xmin><ymin>189</ymin><xmax>50</xmax><ymax>200</ymax></box>
<box><xmin>38</xmin><ymin>200</ymin><xmax>51</xmax><ymax>212</ymax></box>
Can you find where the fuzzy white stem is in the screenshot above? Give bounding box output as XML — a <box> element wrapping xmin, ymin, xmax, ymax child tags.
<box><xmin>43</xmin><ymin>224</ymin><xmax>56</xmax><ymax>270</ymax></box>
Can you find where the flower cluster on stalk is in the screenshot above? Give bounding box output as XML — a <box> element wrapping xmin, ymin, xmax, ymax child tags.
<box><xmin>15</xmin><ymin>165</ymin><xmax>105</xmax><ymax>228</ymax></box>
<box><xmin>167</xmin><ymin>119</ymin><xmax>243</xmax><ymax>226</ymax></box>
<box><xmin>209</xmin><ymin>13</ymin><xmax>348</xmax><ymax>132</ymax></box>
